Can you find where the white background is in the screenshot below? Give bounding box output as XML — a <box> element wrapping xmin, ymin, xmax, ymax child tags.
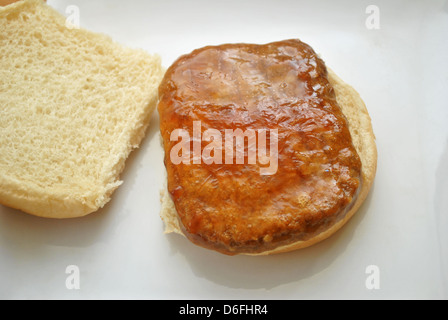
<box><xmin>1</xmin><ymin>0</ymin><xmax>447</xmax><ymax>299</ymax></box>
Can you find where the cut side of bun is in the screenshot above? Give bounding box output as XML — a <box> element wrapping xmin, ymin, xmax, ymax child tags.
<box><xmin>159</xmin><ymin>67</ymin><xmax>377</xmax><ymax>255</ymax></box>
<box><xmin>0</xmin><ymin>0</ymin><xmax>164</xmax><ymax>218</ymax></box>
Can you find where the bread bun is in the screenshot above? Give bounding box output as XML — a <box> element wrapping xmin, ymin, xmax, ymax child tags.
<box><xmin>158</xmin><ymin>40</ymin><xmax>377</xmax><ymax>255</ymax></box>
<box><xmin>0</xmin><ymin>0</ymin><xmax>163</xmax><ymax>218</ymax></box>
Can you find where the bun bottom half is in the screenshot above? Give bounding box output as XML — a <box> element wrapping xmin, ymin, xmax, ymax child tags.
<box><xmin>159</xmin><ymin>68</ymin><xmax>377</xmax><ymax>255</ymax></box>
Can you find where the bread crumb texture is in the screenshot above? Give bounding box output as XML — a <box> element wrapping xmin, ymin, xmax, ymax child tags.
<box><xmin>0</xmin><ymin>0</ymin><xmax>164</xmax><ymax>218</ymax></box>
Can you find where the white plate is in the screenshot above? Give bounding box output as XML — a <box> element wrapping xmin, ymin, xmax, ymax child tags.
<box><xmin>1</xmin><ymin>0</ymin><xmax>447</xmax><ymax>299</ymax></box>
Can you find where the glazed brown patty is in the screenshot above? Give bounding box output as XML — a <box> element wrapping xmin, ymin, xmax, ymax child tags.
<box><xmin>158</xmin><ymin>39</ymin><xmax>362</xmax><ymax>255</ymax></box>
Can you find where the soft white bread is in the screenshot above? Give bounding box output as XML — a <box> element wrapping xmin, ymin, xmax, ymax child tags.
<box><xmin>0</xmin><ymin>0</ymin><xmax>164</xmax><ymax>218</ymax></box>
<box><xmin>159</xmin><ymin>67</ymin><xmax>377</xmax><ymax>255</ymax></box>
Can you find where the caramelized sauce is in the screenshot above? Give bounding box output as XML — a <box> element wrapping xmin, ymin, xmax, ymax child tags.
<box><xmin>158</xmin><ymin>39</ymin><xmax>362</xmax><ymax>255</ymax></box>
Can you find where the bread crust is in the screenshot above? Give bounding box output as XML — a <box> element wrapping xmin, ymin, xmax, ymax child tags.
<box><xmin>159</xmin><ymin>67</ymin><xmax>377</xmax><ymax>255</ymax></box>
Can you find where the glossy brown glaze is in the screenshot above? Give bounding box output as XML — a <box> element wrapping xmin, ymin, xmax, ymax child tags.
<box><xmin>158</xmin><ymin>39</ymin><xmax>362</xmax><ymax>255</ymax></box>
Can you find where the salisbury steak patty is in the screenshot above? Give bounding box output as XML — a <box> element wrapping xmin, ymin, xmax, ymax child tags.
<box><xmin>158</xmin><ymin>39</ymin><xmax>362</xmax><ymax>255</ymax></box>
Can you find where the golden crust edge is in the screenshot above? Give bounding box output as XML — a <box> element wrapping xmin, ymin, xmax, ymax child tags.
<box><xmin>159</xmin><ymin>67</ymin><xmax>378</xmax><ymax>255</ymax></box>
